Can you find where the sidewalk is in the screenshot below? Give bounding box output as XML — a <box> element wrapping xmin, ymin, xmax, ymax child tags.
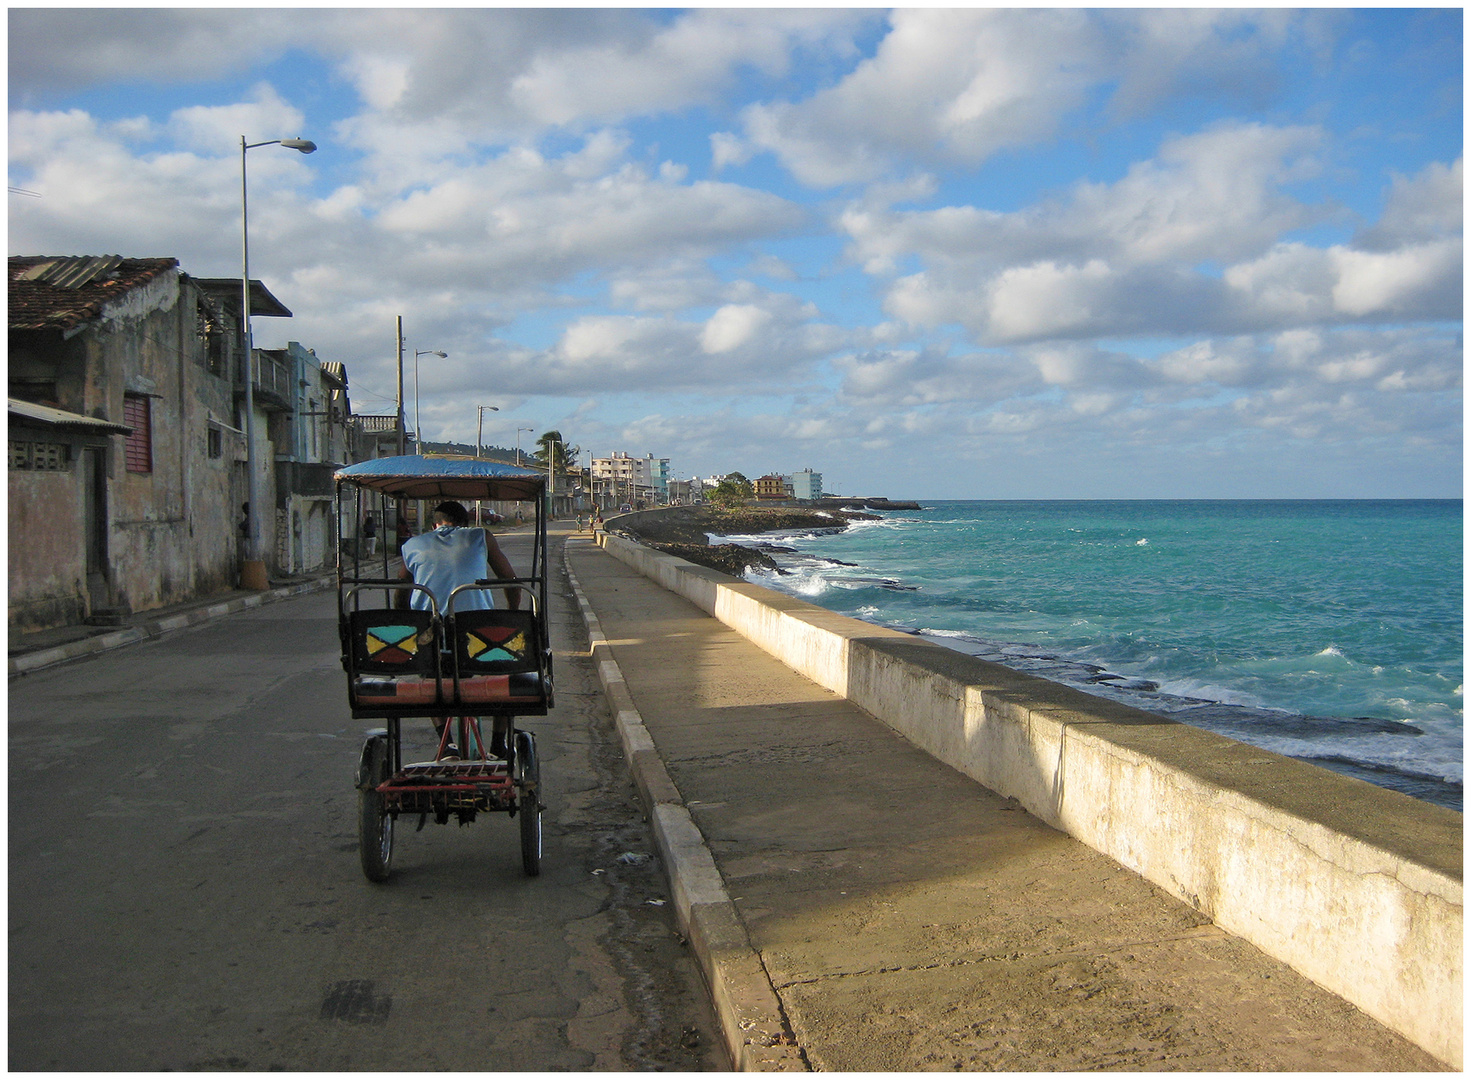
<box><xmin>8</xmin><ymin>572</ymin><xmax>337</xmax><ymax>677</ymax></box>
<box><xmin>563</xmin><ymin>537</ymin><xmax>1444</xmax><ymax>1072</ymax></box>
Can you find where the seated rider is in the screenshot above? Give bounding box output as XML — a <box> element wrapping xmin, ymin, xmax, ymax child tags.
<box><xmin>397</xmin><ymin>500</ymin><xmax>522</xmax><ymax>757</ymax></box>
<box><xmin>397</xmin><ymin>500</ymin><xmax>521</xmax><ymax>615</ymax></box>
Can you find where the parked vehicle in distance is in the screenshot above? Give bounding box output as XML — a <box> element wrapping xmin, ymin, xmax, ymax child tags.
<box><xmin>619</xmin><ymin>504</ymin><xmax>633</xmax><ymax>512</ymax></box>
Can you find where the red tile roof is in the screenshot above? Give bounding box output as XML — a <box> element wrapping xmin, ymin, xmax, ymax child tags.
<box><xmin>9</xmin><ymin>255</ymin><xmax>180</xmax><ymax>333</ymax></box>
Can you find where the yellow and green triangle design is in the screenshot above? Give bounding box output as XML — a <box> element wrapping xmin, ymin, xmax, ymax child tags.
<box><xmin>464</xmin><ymin>626</ymin><xmax>527</xmax><ymax>663</ymax></box>
<box><xmin>364</xmin><ymin>624</ymin><xmax>420</xmax><ymax>664</ymax></box>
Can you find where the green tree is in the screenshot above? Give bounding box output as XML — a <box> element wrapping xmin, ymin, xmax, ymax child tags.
<box><xmin>708</xmin><ymin>471</ymin><xmax>753</xmax><ymax>507</ymax></box>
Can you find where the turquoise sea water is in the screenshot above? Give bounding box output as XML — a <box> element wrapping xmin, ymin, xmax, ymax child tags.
<box><xmin>715</xmin><ymin>500</ymin><xmax>1463</xmax><ymax>810</ymax></box>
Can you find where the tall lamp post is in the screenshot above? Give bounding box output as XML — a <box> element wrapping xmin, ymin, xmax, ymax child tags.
<box><xmin>546</xmin><ymin>434</ymin><xmax>559</xmax><ymax>521</ymax></box>
<box><xmin>516</xmin><ymin>427</ymin><xmax>535</xmax><ymax>466</ymax></box>
<box><xmin>475</xmin><ymin>405</ymin><xmax>500</xmax><ymax>459</ymax></box>
<box><xmin>412</xmin><ymin>348</ymin><xmax>446</xmax><ymax>453</ymax></box>
<box><xmin>474</xmin><ymin>405</ymin><xmax>499</xmax><ymax>525</ymax></box>
<box><xmin>240</xmin><ymin>134</ymin><xmax>315</xmax><ymax>591</ymax></box>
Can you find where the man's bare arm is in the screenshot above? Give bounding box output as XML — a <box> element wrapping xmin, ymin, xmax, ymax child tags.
<box><xmin>486</xmin><ymin>535</ymin><xmax>522</xmax><ymax>610</ymax></box>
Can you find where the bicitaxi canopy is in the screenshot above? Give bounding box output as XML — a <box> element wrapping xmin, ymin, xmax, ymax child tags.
<box><xmin>334</xmin><ymin>455</ymin><xmax>547</xmax><ymax>502</ymax></box>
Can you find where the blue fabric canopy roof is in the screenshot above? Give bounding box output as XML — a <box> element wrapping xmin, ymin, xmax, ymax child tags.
<box><xmin>335</xmin><ymin>455</ymin><xmax>546</xmax><ymax>501</ymax></box>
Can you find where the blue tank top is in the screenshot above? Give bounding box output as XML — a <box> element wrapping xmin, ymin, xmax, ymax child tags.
<box><xmin>401</xmin><ymin>526</ymin><xmax>496</xmax><ymax>614</ymax></box>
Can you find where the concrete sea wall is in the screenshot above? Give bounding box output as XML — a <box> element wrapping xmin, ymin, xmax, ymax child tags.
<box><xmin>595</xmin><ymin>529</ymin><xmax>1463</xmax><ymax>1067</ymax></box>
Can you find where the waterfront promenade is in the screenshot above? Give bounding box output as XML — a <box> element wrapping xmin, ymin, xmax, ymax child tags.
<box><xmin>564</xmin><ymin>534</ymin><xmax>1446</xmax><ymax>1071</ymax></box>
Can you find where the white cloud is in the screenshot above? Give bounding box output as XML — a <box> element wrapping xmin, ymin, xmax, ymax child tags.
<box><xmin>849</xmin><ymin>123</ymin><xmax>1458</xmax><ymax>343</ymax></box>
<box><xmin>1330</xmin><ymin>239</ymin><xmax>1463</xmax><ymax>317</ymax></box>
<box><xmin>738</xmin><ymin>9</ymin><xmax>1312</xmax><ymax>188</ymax></box>
<box><xmin>985</xmin><ymin>259</ymin><xmax>1117</xmax><ymax>341</ymax></box>
<box><xmin>701</xmin><ymin>304</ymin><xmax>772</xmax><ymax>354</ymax></box>
<box><xmin>168</xmin><ymin>85</ymin><xmax>309</xmax><ymax>154</ymax></box>
<box><xmin>740</xmin><ymin>9</ymin><xmax>1100</xmax><ymax>186</ymax></box>
<box><xmin>710</xmin><ymin>131</ymin><xmax>751</xmax><ymax>172</ymax></box>
<box><xmin>1224</xmin><ymin>236</ymin><xmax>1463</xmax><ymax>322</ymax></box>
<box><xmin>8</xmin><ymin>9</ymin><xmax>300</xmax><ymax>95</ymax></box>
<box><xmin>1356</xmin><ymin>158</ymin><xmax>1463</xmax><ymax>250</ymax></box>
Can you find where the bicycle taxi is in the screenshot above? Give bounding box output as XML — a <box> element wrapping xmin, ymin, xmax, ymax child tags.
<box><xmin>334</xmin><ymin>455</ymin><xmax>552</xmax><ymax>881</ymax></box>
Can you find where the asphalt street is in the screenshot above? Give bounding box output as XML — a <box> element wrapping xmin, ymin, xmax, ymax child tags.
<box><xmin>8</xmin><ymin>527</ymin><xmax>725</xmax><ymax>1071</ymax></box>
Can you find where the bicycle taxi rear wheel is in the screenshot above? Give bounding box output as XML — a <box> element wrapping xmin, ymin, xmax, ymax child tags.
<box><xmin>358</xmin><ymin>735</ymin><xmax>394</xmax><ymax>882</ymax></box>
<box><xmin>516</xmin><ymin>730</ymin><xmax>542</xmax><ymax>876</ymax></box>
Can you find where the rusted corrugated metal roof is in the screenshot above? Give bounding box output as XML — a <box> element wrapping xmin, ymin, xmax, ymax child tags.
<box><xmin>191</xmin><ymin>277</ymin><xmax>293</xmax><ymax>318</ymax></box>
<box><xmin>17</xmin><ymin>254</ymin><xmax>127</xmax><ymax>290</ymax></box>
<box><xmin>319</xmin><ymin>360</ymin><xmax>347</xmax><ymax>389</ymax></box>
<box><xmin>9</xmin><ymin>255</ymin><xmax>179</xmax><ymax>332</ymax></box>
<box><xmin>8</xmin><ymin>397</ymin><xmax>132</xmax><ymax>434</ymax></box>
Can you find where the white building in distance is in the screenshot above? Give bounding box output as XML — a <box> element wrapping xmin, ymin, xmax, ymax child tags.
<box><xmin>790</xmin><ymin>468</ymin><xmax>823</xmax><ymax>500</ymax></box>
<box><xmin>592</xmin><ymin>451</ymin><xmax>671</xmax><ymax>507</ymax></box>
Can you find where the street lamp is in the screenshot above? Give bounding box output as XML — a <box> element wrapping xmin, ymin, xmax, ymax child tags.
<box><xmin>413</xmin><ymin>348</ymin><xmax>446</xmax><ymax>453</ymax></box>
<box><xmin>516</xmin><ymin>427</ymin><xmax>536</xmax><ymax>466</ymax></box>
<box><xmin>546</xmin><ymin>434</ymin><xmax>559</xmax><ymax>521</ymax></box>
<box><xmin>475</xmin><ymin>405</ymin><xmax>499</xmax><ymax>458</ymax></box>
<box><xmin>240</xmin><ymin>134</ymin><xmax>315</xmax><ymax>591</ymax></box>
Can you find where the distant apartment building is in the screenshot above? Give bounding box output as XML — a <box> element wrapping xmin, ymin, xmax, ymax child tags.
<box><xmin>593</xmin><ymin>450</ymin><xmax>669</xmax><ymax>507</ymax></box>
<box><xmin>650</xmin><ymin>455</ymin><xmax>671</xmax><ymax>502</ymax></box>
<box><xmin>790</xmin><ymin>468</ymin><xmax>823</xmax><ymax>501</ymax></box>
<box><xmin>593</xmin><ymin>451</ymin><xmax>646</xmax><ymax>506</ymax></box>
<box><xmin>754</xmin><ymin>474</ymin><xmax>788</xmax><ymax>500</ymax></box>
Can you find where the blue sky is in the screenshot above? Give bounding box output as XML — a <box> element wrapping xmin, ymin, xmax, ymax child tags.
<box><xmin>8</xmin><ymin>8</ymin><xmax>1462</xmax><ymax>498</ymax></box>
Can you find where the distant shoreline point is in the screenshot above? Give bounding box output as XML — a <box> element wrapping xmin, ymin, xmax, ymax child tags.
<box><xmin>612</xmin><ymin>503</ymin><xmax>892</xmax><ymax>577</ymax></box>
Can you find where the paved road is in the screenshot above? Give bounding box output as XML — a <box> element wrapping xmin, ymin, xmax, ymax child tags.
<box><xmin>8</xmin><ymin>528</ymin><xmax>724</xmax><ymax>1071</ymax></box>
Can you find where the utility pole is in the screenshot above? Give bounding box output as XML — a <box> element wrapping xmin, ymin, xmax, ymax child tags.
<box><xmin>395</xmin><ymin>315</ymin><xmax>405</xmax><ymax>456</ymax></box>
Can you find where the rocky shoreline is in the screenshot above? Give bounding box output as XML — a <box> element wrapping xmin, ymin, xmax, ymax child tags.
<box><xmin>611</xmin><ymin>505</ymin><xmax>879</xmax><ymax>578</ymax></box>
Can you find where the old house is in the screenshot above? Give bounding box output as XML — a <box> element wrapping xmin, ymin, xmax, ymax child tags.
<box><xmin>8</xmin><ymin>255</ymin><xmax>293</xmax><ymax>632</ymax></box>
<box><xmin>263</xmin><ymin>341</ymin><xmax>350</xmax><ymax>575</ymax></box>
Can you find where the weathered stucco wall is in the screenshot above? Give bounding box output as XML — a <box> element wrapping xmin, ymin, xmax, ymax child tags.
<box><xmin>10</xmin><ymin>270</ymin><xmax>242</xmax><ymax>632</ymax></box>
<box><xmin>89</xmin><ymin>274</ymin><xmax>202</xmax><ymax>614</ymax></box>
<box><xmin>8</xmin><ymin>465</ymin><xmax>87</xmax><ymax>629</ymax></box>
<box><xmin>597</xmin><ymin>530</ymin><xmax>1463</xmax><ymax>1068</ymax></box>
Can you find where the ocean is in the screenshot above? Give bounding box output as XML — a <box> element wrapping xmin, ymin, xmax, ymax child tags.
<box><xmin>712</xmin><ymin>500</ymin><xmax>1463</xmax><ymax>811</ymax></box>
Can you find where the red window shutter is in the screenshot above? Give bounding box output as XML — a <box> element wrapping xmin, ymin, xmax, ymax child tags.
<box><xmin>124</xmin><ymin>395</ymin><xmax>152</xmax><ymax>473</ymax></box>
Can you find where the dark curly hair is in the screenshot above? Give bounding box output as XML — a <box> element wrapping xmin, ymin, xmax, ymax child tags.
<box><xmin>431</xmin><ymin>501</ymin><xmax>470</xmax><ymax>527</ymax></box>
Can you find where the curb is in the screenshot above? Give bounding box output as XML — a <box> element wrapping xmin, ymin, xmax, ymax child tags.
<box><xmin>562</xmin><ymin>539</ymin><xmax>806</xmax><ymax>1072</ymax></box>
<box><xmin>8</xmin><ymin>576</ymin><xmax>336</xmax><ymax>677</ymax></box>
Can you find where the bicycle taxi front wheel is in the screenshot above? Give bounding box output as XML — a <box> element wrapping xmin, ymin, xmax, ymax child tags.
<box><xmin>358</xmin><ymin>734</ymin><xmax>394</xmax><ymax>882</ymax></box>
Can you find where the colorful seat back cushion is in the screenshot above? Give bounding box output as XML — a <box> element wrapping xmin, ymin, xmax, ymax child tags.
<box><xmin>455</xmin><ymin>612</ymin><xmax>540</xmax><ymax>673</ymax></box>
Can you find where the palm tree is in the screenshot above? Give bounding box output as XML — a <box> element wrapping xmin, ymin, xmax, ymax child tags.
<box><xmin>533</xmin><ymin>430</ymin><xmax>579</xmax><ymax>475</ymax></box>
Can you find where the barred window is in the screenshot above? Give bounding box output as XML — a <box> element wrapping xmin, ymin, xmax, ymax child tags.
<box><xmin>123</xmin><ymin>394</ymin><xmax>152</xmax><ymax>474</ymax></box>
<box><xmin>9</xmin><ymin>440</ymin><xmax>71</xmax><ymax>471</ymax></box>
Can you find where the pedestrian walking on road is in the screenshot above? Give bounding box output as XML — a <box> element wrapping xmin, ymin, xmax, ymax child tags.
<box><xmin>362</xmin><ymin>512</ymin><xmax>378</xmax><ymax>555</ymax></box>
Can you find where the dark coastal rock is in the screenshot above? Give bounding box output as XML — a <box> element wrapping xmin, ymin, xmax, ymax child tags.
<box><xmin>620</xmin><ymin>505</ymin><xmax>877</xmax><ymax>547</ymax></box>
<box><xmin>650</xmin><ymin>542</ymin><xmax>783</xmax><ymax>577</ymax></box>
<box><xmin>618</xmin><ymin>505</ymin><xmax>884</xmax><ymax>578</ymax></box>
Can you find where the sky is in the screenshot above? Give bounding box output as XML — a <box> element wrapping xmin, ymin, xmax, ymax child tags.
<box><xmin>8</xmin><ymin>7</ymin><xmax>1463</xmax><ymax>499</ymax></box>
